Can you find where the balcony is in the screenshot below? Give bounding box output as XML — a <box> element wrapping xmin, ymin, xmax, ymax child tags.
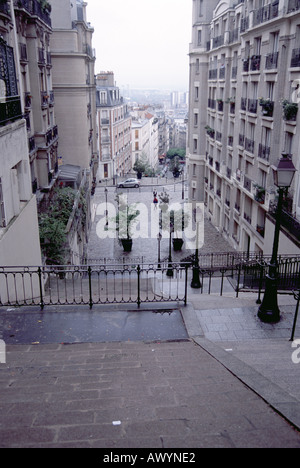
<box><xmin>238</xmin><ymin>134</ymin><xmax>245</xmax><ymax>147</ymax></box>
<box><xmin>243</xmin><ymin>58</ymin><xmax>249</xmax><ymax>72</ymax></box>
<box><xmin>24</xmin><ymin>92</ymin><xmax>32</xmax><ymax>109</ymax></box>
<box><xmin>291</xmin><ymin>48</ymin><xmax>300</xmax><ymax>68</ymax></box>
<box><xmin>212</xmin><ymin>35</ymin><xmax>224</xmax><ymax>49</ymax></box>
<box><xmin>244</xmin><ymin>212</ymin><xmax>252</xmax><ymax>225</ymax></box>
<box><xmin>217</xmin><ymin>100</ymin><xmax>224</xmax><ymax>112</ymax></box>
<box><xmin>258</xmin><ymin>143</ymin><xmax>271</xmax><ymax>161</ymax></box>
<box><xmin>209</xmin><ymin>69</ymin><xmax>218</xmax><ymax>80</ymax></box>
<box><xmin>229</xmin><ymin>28</ymin><xmax>239</xmax><ymax>44</ymax></box>
<box><xmin>245</xmin><ymin>137</ymin><xmax>255</xmax><ymax>154</ymax></box>
<box><xmin>41</xmin><ymin>91</ymin><xmax>49</xmax><ymax>107</ymax></box>
<box><xmin>253</xmin><ymin>1</ymin><xmax>279</xmax><ymax>26</ymax></box>
<box><xmin>45</xmin><ymin>125</ymin><xmax>58</xmax><ymax>146</ymax></box>
<box><xmin>28</xmin><ymin>136</ymin><xmax>36</xmax><ymax>153</ymax></box>
<box><xmin>0</xmin><ymin>0</ymin><xmax>10</xmax><ymax>17</ymax></box>
<box><xmin>243</xmin><ymin>175</ymin><xmax>252</xmax><ymax>192</ymax></box>
<box><xmin>240</xmin><ymin>16</ymin><xmax>249</xmax><ymax>33</ymax></box>
<box><xmin>215</xmin><ymin>132</ymin><xmax>222</xmax><ymax>143</ymax></box>
<box><xmin>13</xmin><ymin>0</ymin><xmax>52</xmax><ymax>27</ymax></box>
<box><xmin>288</xmin><ymin>0</ymin><xmax>300</xmax><ymax>13</ymax></box>
<box><xmin>0</xmin><ymin>97</ymin><xmax>22</xmax><ymax>126</ymax></box>
<box><xmin>219</xmin><ymin>67</ymin><xmax>226</xmax><ymax>80</ymax></box>
<box><xmin>269</xmin><ymin>208</ymin><xmax>300</xmax><ymax>242</ymax></box>
<box><xmin>259</xmin><ymin>98</ymin><xmax>274</xmax><ymax>117</ymax></box>
<box><xmin>248</xmin><ymin>99</ymin><xmax>258</xmax><ymax>114</ymax></box>
<box><xmin>241</xmin><ymin>97</ymin><xmax>247</xmax><ymax>111</ymax></box>
<box><xmin>208</xmin><ymin>99</ymin><xmax>216</xmax><ymax>110</ymax></box>
<box><xmin>250</xmin><ymin>55</ymin><xmax>261</xmax><ymax>72</ymax></box>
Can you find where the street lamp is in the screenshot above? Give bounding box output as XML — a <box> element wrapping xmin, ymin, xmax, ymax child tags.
<box><xmin>191</xmin><ymin>206</ymin><xmax>202</xmax><ymax>289</ymax></box>
<box><xmin>258</xmin><ymin>153</ymin><xmax>297</xmax><ymax>323</ymax></box>
<box><xmin>104</xmin><ymin>188</ymin><xmax>108</xmax><ymax>226</ymax></box>
<box><xmin>166</xmin><ymin>221</ymin><xmax>174</xmax><ymax>278</ymax></box>
<box><xmin>157</xmin><ymin>232</ymin><xmax>162</xmax><ymax>269</ymax></box>
<box><xmin>191</xmin><ymin>220</ymin><xmax>202</xmax><ymax>289</ymax></box>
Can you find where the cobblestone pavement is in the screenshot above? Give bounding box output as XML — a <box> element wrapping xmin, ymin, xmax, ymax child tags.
<box><xmin>1</xmin><ymin>339</ymin><xmax>300</xmax><ymax>448</ymax></box>
<box><xmin>87</xmin><ymin>181</ymin><xmax>232</xmax><ymax>264</ymax></box>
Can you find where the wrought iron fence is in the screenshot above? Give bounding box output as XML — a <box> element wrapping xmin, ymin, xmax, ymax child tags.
<box><xmin>0</xmin><ymin>255</ymin><xmax>299</xmax><ymax>310</ymax></box>
<box><xmin>0</xmin><ymin>263</ymin><xmax>189</xmax><ymax>309</ymax></box>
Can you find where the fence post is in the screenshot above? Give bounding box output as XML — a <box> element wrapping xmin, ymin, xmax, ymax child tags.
<box><xmin>236</xmin><ymin>264</ymin><xmax>241</xmax><ymax>298</ymax></box>
<box><xmin>38</xmin><ymin>267</ymin><xmax>44</xmax><ymax>311</ymax></box>
<box><xmin>184</xmin><ymin>264</ymin><xmax>189</xmax><ymax>306</ymax></box>
<box><xmin>290</xmin><ymin>290</ymin><xmax>300</xmax><ymax>342</ymax></box>
<box><xmin>137</xmin><ymin>265</ymin><xmax>141</xmax><ymax>308</ymax></box>
<box><xmin>256</xmin><ymin>262</ymin><xmax>264</xmax><ymax>304</ymax></box>
<box><xmin>88</xmin><ymin>266</ymin><xmax>93</xmax><ymax>309</ymax></box>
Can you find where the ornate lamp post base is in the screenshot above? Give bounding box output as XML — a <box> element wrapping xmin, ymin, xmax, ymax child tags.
<box><xmin>191</xmin><ymin>265</ymin><xmax>201</xmax><ymax>289</ymax></box>
<box><xmin>257</xmin><ymin>274</ymin><xmax>280</xmax><ymax>323</ymax></box>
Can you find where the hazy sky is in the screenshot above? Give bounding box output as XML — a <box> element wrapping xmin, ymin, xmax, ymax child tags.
<box><xmin>85</xmin><ymin>0</ymin><xmax>192</xmax><ymax>91</ymax></box>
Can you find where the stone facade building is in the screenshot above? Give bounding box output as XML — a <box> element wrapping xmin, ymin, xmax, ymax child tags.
<box><xmin>187</xmin><ymin>0</ymin><xmax>300</xmax><ymax>255</ymax></box>
<box><xmin>0</xmin><ymin>0</ymin><xmax>42</xmax><ymax>275</ymax></box>
<box><xmin>96</xmin><ymin>71</ymin><xmax>132</xmax><ymax>181</ymax></box>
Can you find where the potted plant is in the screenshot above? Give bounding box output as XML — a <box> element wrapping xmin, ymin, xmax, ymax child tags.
<box><xmin>259</xmin><ymin>98</ymin><xmax>274</xmax><ymax>117</ymax></box>
<box><xmin>282</xmin><ymin>99</ymin><xmax>298</xmax><ymax>121</ymax></box>
<box><xmin>253</xmin><ymin>184</ymin><xmax>266</xmax><ymax>204</ymax></box>
<box><xmin>114</xmin><ymin>194</ymin><xmax>140</xmax><ymax>252</ymax></box>
<box><xmin>159</xmin><ymin>198</ymin><xmax>190</xmax><ymax>252</ymax></box>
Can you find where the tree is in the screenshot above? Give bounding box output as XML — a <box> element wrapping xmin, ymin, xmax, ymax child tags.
<box><xmin>39</xmin><ymin>187</ymin><xmax>76</xmax><ymax>264</ymax></box>
<box><xmin>113</xmin><ymin>194</ymin><xmax>140</xmax><ymax>251</ymax></box>
<box><xmin>133</xmin><ymin>152</ymin><xmax>151</xmax><ymax>179</ymax></box>
<box><xmin>166</xmin><ymin>148</ymin><xmax>186</xmax><ymax>160</ymax></box>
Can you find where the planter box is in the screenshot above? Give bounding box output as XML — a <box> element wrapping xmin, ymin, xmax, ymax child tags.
<box><xmin>173</xmin><ymin>238</ymin><xmax>184</xmax><ymax>251</ymax></box>
<box><xmin>121</xmin><ymin>239</ymin><xmax>133</xmax><ymax>252</ymax></box>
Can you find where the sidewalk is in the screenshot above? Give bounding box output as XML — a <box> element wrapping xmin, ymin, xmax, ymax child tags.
<box><xmin>0</xmin><ymin>288</ymin><xmax>300</xmax><ymax>448</ymax></box>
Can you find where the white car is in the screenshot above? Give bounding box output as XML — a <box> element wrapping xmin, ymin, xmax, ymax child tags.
<box><xmin>117</xmin><ymin>178</ymin><xmax>140</xmax><ymax>188</ymax></box>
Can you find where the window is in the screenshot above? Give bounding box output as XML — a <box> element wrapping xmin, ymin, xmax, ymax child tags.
<box><xmin>284</xmin><ymin>132</ymin><xmax>293</xmax><ymax>154</ymax></box>
<box><xmin>193</xmin><ymin>138</ymin><xmax>198</xmax><ymax>153</ymax></box>
<box><xmin>271</xmin><ymin>32</ymin><xmax>279</xmax><ymax>53</ymax></box>
<box><xmin>197</xmin><ymin>30</ymin><xmax>202</xmax><ymax>46</ymax></box>
<box><xmin>0</xmin><ymin>178</ymin><xmax>6</xmax><ymax>228</ymax></box>
<box><xmin>254</xmin><ymin>37</ymin><xmax>262</xmax><ymax>55</ymax></box>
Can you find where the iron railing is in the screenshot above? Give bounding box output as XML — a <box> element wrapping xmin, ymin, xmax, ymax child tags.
<box><xmin>0</xmin><ymin>255</ymin><xmax>299</xmax><ymax>310</ymax></box>
<box><xmin>0</xmin><ymin>263</ymin><xmax>189</xmax><ymax>309</ymax></box>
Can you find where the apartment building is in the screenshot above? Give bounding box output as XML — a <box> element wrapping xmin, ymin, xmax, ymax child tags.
<box><xmin>187</xmin><ymin>0</ymin><xmax>300</xmax><ymax>255</ymax></box>
<box><xmin>96</xmin><ymin>72</ymin><xmax>132</xmax><ymax>181</ymax></box>
<box><xmin>49</xmin><ymin>0</ymin><xmax>98</xmax><ymax>180</ymax></box>
<box><xmin>131</xmin><ymin>107</ymin><xmax>159</xmax><ymax>169</ymax></box>
<box><xmin>10</xmin><ymin>0</ymin><xmax>59</xmax><ymax>197</ymax></box>
<box><xmin>0</xmin><ymin>1</ymin><xmax>42</xmax><ymax>273</ymax></box>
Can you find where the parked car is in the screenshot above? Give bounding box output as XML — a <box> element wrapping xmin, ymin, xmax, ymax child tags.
<box><xmin>117</xmin><ymin>178</ymin><xmax>140</xmax><ymax>188</ymax></box>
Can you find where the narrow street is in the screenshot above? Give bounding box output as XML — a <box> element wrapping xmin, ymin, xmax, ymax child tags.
<box><xmin>87</xmin><ymin>179</ymin><xmax>233</xmax><ymax>264</ymax></box>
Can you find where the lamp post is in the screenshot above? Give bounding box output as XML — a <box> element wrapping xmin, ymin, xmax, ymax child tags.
<box><xmin>157</xmin><ymin>232</ymin><xmax>162</xmax><ymax>269</ymax></box>
<box><xmin>166</xmin><ymin>221</ymin><xmax>174</xmax><ymax>278</ymax></box>
<box><xmin>258</xmin><ymin>153</ymin><xmax>297</xmax><ymax>323</ymax></box>
<box><xmin>104</xmin><ymin>188</ymin><xmax>108</xmax><ymax>226</ymax></box>
<box><xmin>191</xmin><ymin>220</ymin><xmax>202</xmax><ymax>289</ymax></box>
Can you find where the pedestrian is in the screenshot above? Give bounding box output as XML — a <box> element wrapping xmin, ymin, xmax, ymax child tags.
<box><xmin>153</xmin><ymin>195</ymin><xmax>158</xmax><ymax>209</ymax></box>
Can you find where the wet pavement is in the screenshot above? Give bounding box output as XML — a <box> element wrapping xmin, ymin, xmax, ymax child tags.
<box><xmin>0</xmin><ymin>306</ymin><xmax>188</xmax><ymax>345</ymax></box>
